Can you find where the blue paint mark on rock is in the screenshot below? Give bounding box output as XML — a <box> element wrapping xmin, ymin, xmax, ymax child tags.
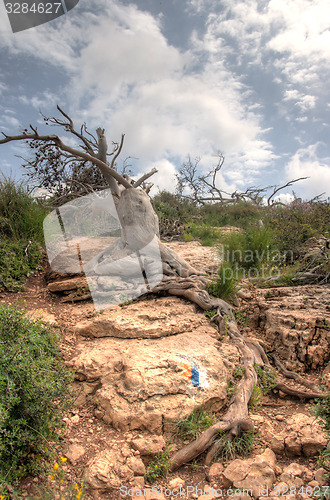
<box><xmin>191</xmin><ymin>365</ymin><xmax>200</xmax><ymax>386</ymax></box>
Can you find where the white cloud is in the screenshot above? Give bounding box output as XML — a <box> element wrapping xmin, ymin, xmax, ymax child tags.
<box><xmin>1</xmin><ymin>0</ymin><xmax>328</xmax><ymax>197</ymax></box>
<box><xmin>283</xmin><ymin>90</ymin><xmax>316</xmax><ymax>112</ymax></box>
<box><xmin>273</xmin><ymin>192</ymin><xmax>295</xmax><ymax>205</ymax></box>
<box><xmin>196</xmin><ymin>0</ymin><xmax>329</xmax><ymax>124</ymax></box>
<box><xmin>284</xmin><ymin>144</ymin><xmax>330</xmax><ymax>200</ymax></box>
<box><xmin>146</xmin><ymin>159</ymin><xmax>178</xmax><ymax>194</ymax></box>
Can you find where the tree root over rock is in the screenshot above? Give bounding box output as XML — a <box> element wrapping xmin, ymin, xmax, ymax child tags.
<box><xmin>153</xmin><ymin>275</ymin><xmax>327</xmax><ymax>471</ymax></box>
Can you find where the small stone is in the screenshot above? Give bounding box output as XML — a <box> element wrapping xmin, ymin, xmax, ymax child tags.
<box><xmin>315</xmin><ymin>468</ymin><xmax>327</xmax><ymax>486</ymax></box>
<box><xmin>94</xmin><ymin>409</ymin><xmax>104</xmax><ymax>420</ymax></box>
<box><xmin>70</xmin><ymin>414</ymin><xmax>80</xmax><ymax>424</ymax></box>
<box><xmin>127</xmin><ymin>456</ymin><xmax>146</xmax><ymax>476</ymax></box>
<box><xmin>207</xmin><ymin>462</ymin><xmax>224</xmax><ymax>482</ymax></box>
<box><xmin>169</xmin><ymin>477</ymin><xmax>185</xmax><ymax>489</ymax></box>
<box><xmin>270</xmin><ymin>482</ymin><xmax>288</xmax><ymax>496</ymax></box>
<box><xmin>308</xmin><ymin>480</ymin><xmax>320</xmax><ymax>488</ymax></box>
<box><xmin>131</xmin><ymin>476</ymin><xmax>145</xmax><ymax>488</ymax></box>
<box><xmin>274</xmin><ymin>465</ymin><xmax>282</xmax><ymax>476</ymax></box>
<box><xmin>276</xmin><ymin>415</ymin><xmax>285</xmax><ymax>421</ymax></box>
<box><xmin>64</xmin><ymin>444</ymin><xmax>86</xmax><ymax>464</ymax></box>
<box><xmin>131</xmin><ymin>435</ymin><xmax>166</xmax><ymax>456</ymax></box>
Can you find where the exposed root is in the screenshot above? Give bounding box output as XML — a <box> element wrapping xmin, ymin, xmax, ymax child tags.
<box><xmin>153</xmin><ymin>277</ymin><xmax>328</xmax><ymax>471</ymax></box>
<box><xmin>272</xmin><ymin>353</ymin><xmax>318</xmax><ymax>391</ymax></box>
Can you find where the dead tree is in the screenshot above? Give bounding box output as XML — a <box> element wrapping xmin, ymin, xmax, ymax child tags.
<box><xmin>0</xmin><ymin>107</ymin><xmax>324</xmax><ymax>470</ymax></box>
<box><xmin>177</xmin><ymin>154</ymin><xmax>308</xmax><ymax>206</ymax></box>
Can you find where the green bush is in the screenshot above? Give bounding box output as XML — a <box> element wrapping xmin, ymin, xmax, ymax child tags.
<box><xmin>152</xmin><ymin>191</ymin><xmax>198</xmax><ymax>220</ymax></box>
<box><xmin>265</xmin><ymin>199</ymin><xmax>330</xmax><ymax>257</ymax></box>
<box><xmin>200</xmin><ymin>201</ymin><xmax>263</xmax><ymax>229</ymax></box>
<box><xmin>144</xmin><ymin>446</ymin><xmax>171</xmax><ymax>484</ymax></box>
<box><xmin>219</xmin><ymin>227</ymin><xmax>275</xmax><ymax>273</ymax></box>
<box><xmin>254</xmin><ymin>364</ymin><xmax>278</xmax><ymax>394</ymax></box>
<box><xmin>0</xmin><ymin>239</ymin><xmax>44</xmax><ymax>292</ymax></box>
<box><xmin>214</xmin><ymin>429</ymin><xmax>257</xmax><ymax>461</ymax></box>
<box><xmin>185</xmin><ymin>223</ymin><xmax>221</xmax><ymax>246</ymax></box>
<box><xmin>314</xmin><ymin>396</ymin><xmax>330</xmax><ymax>433</ymax></box>
<box><xmin>0</xmin><ymin>304</ymin><xmax>73</xmax><ymax>487</ymax></box>
<box><xmin>0</xmin><ymin>176</ymin><xmax>47</xmax><ymax>242</ymax></box>
<box><xmin>207</xmin><ymin>265</ymin><xmax>239</xmax><ymax>303</ymax></box>
<box><xmin>0</xmin><ymin>177</ymin><xmax>48</xmax><ymax>291</ymax></box>
<box><xmin>175</xmin><ymin>406</ymin><xmax>215</xmax><ymax>440</ymax></box>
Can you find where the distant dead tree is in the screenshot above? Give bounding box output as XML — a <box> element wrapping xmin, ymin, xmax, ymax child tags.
<box><xmin>176</xmin><ymin>154</ymin><xmax>308</xmax><ymax>206</ymax></box>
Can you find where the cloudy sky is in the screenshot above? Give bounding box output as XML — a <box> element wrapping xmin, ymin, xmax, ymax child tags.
<box><xmin>0</xmin><ymin>0</ymin><xmax>329</xmax><ymax>201</ymax></box>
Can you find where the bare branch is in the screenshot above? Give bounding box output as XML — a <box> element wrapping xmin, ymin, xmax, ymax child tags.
<box><xmin>267</xmin><ymin>177</ymin><xmax>309</xmax><ymax>205</ymax></box>
<box><xmin>109</xmin><ymin>133</ymin><xmax>125</xmax><ymax>170</ymax></box>
<box><xmin>133</xmin><ymin>167</ymin><xmax>158</xmax><ymax>188</ymax></box>
<box><xmin>0</xmin><ymin>132</ymin><xmax>132</xmax><ymax>189</ymax></box>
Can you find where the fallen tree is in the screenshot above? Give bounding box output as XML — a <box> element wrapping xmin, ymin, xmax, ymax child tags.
<box><xmin>0</xmin><ymin>107</ymin><xmax>326</xmax><ymax>470</ymax></box>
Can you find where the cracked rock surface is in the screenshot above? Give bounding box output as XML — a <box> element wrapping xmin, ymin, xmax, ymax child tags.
<box><xmin>71</xmin><ymin>296</ymin><xmax>239</xmax><ymax>434</ymax></box>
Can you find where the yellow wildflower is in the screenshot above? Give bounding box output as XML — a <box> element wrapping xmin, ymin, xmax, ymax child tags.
<box><xmin>53</xmin><ymin>463</ymin><xmax>59</xmax><ymax>471</ymax></box>
<box><xmin>60</xmin><ymin>456</ymin><xmax>67</xmax><ymax>463</ymax></box>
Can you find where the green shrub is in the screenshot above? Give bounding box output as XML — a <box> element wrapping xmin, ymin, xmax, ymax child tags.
<box><xmin>152</xmin><ymin>191</ymin><xmax>198</xmax><ymax>220</ymax></box>
<box><xmin>184</xmin><ymin>223</ymin><xmax>221</xmax><ymax>246</ymax></box>
<box><xmin>28</xmin><ymin>457</ymin><xmax>86</xmax><ymax>500</ymax></box>
<box><xmin>207</xmin><ymin>265</ymin><xmax>238</xmax><ymax>303</ymax></box>
<box><xmin>219</xmin><ymin>227</ymin><xmax>275</xmax><ymax>273</ymax></box>
<box><xmin>144</xmin><ymin>446</ymin><xmax>171</xmax><ymax>484</ymax></box>
<box><xmin>200</xmin><ymin>202</ymin><xmax>263</xmax><ymax>229</ymax></box>
<box><xmin>254</xmin><ymin>364</ymin><xmax>278</xmax><ymax>394</ymax></box>
<box><xmin>265</xmin><ymin>199</ymin><xmax>330</xmax><ymax>257</ymax></box>
<box><xmin>0</xmin><ymin>239</ymin><xmax>44</xmax><ymax>291</ymax></box>
<box><xmin>175</xmin><ymin>406</ymin><xmax>216</xmax><ymax>440</ymax></box>
<box><xmin>214</xmin><ymin>429</ymin><xmax>257</xmax><ymax>461</ymax></box>
<box><xmin>313</xmin><ymin>396</ymin><xmax>330</xmax><ymax>433</ymax></box>
<box><xmin>0</xmin><ymin>177</ymin><xmax>48</xmax><ymax>291</ymax></box>
<box><xmin>0</xmin><ymin>176</ymin><xmax>48</xmax><ymax>243</ymax></box>
<box><xmin>248</xmin><ymin>384</ymin><xmax>262</xmax><ymax>409</ymax></box>
<box><xmin>0</xmin><ymin>304</ymin><xmax>73</xmax><ymax>487</ymax></box>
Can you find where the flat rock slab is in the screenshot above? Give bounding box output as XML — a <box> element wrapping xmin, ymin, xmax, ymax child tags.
<box><xmin>71</xmin><ymin>297</ymin><xmax>239</xmax><ymax>434</ymax></box>
<box><xmin>74</xmin><ymin>297</ymin><xmax>207</xmax><ymax>339</ymax></box>
<box><xmin>164</xmin><ymin>241</ymin><xmax>219</xmax><ymax>273</ymax></box>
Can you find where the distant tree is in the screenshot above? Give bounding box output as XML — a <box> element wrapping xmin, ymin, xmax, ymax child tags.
<box><xmin>176</xmin><ymin>154</ymin><xmax>308</xmax><ymax>206</ymax></box>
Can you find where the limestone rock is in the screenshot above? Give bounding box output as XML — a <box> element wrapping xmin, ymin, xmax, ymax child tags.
<box><xmin>131</xmin><ymin>435</ymin><xmax>166</xmax><ymax>456</ymax></box>
<box><xmin>315</xmin><ymin>468</ymin><xmax>328</xmax><ymax>486</ymax></box>
<box><xmin>206</xmin><ymin>462</ymin><xmax>224</xmax><ymax>482</ymax></box>
<box><xmin>222</xmin><ymin>448</ymin><xmax>276</xmax><ymax>498</ymax></box>
<box><xmin>47</xmin><ymin>276</ymin><xmax>88</xmax><ymax>293</ymax></box>
<box><xmin>259</xmin><ymin>414</ymin><xmax>327</xmax><ymax>457</ymax></box>
<box><xmin>74</xmin><ymin>297</ymin><xmax>207</xmax><ymax>339</ymax></box>
<box><xmin>86</xmin><ymin>445</ymin><xmax>137</xmax><ymax>491</ymax></box>
<box><xmin>71</xmin><ymin>298</ymin><xmax>238</xmax><ymax>433</ymax></box>
<box><xmin>168</xmin><ymin>477</ymin><xmax>185</xmax><ymax>489</ymax></box>
<box><xmin>257</xmin><ymin>285</ymin><xmax>330</xmax><ymax>371</ymax></box>
<box><xmin>126</xmin><ymin>456</ymin><xmax>146</xmax><ymax>476</ymax></box>
<box><xmin>285</xmin><ymin>414</ymin><xmax>327</xmax><ymax>457</ymax></box>
<box><xmin>63</xmin><ymin>444</ymin><xmax>86</xmax><ymax>464</ymax></box>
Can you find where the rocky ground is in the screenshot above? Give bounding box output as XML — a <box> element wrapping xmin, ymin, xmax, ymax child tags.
<box><xmin>0</xmin><ymin>240</ymin><xmax>330</xmax><ymax>500</ymax></box>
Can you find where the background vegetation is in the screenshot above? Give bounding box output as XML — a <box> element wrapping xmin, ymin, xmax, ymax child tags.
<box><xmin>0</xmin><ymin>176</ymin><xmax>48</xmax><ymax>291</ymax></box>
